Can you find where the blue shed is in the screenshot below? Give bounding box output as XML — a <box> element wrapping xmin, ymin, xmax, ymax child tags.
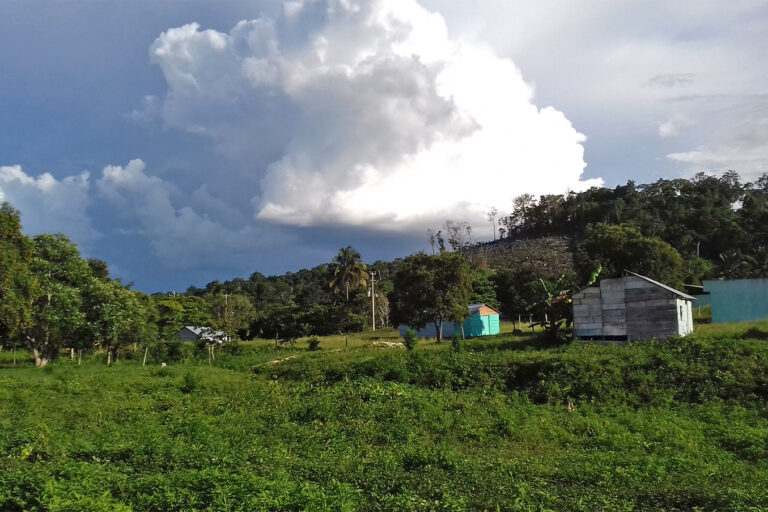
<box><xmin>464</xmin><ymin>304</ymin><xmax>501</xmax><ymax>337</ymax></box>
<box><xmin>702</xmin><ymin>278</ymin><xmax>768</xmax><ymax>323</ymax></box>
<box><xmin>398</xmin><ymin>304</ymin><xmax>501</xmax><ymax>339</ymax></box>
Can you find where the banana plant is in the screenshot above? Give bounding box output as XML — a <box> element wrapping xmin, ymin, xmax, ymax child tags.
<box><xmin>532</xmin><ymin>264</ymin><xmax>601</xmax><ymax>341</ymax></box>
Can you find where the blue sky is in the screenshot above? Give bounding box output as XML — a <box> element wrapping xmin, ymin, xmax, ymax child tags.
<box><xmin>1</xmin><ymin>0</ymin><xmax>767</xmax><ymax>292</ymax></box>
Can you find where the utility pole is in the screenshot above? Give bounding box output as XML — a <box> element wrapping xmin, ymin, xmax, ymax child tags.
<box><xmin>369</xmin><ymin>270</ymin><xmax>377</xmax><ymax>331</ymax></box>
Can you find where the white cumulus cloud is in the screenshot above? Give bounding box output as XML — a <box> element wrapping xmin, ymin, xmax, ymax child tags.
<box><xmin>96</xmin><ymin>159</ymin><xmax>269</xmax><ymax>268</ymax></box>
<box><xmin>0</xmin><ymin>165</ymin><xmax>98</xmax><ymax>246</ymax></box>
<box><xmin>148</xmin><ymin>0</ymin><xmax>600</xmax><ymax>231</ymax></box>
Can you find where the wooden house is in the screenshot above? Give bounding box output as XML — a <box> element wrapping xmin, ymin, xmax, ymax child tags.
<box><xmin>398</xmin><ymin>304</ymin><xmax>501</xmax><ymax>339</ymax></box>
<box><xmin>573</xmin><ymin>271</ymin><xmax>694</xmax><ymax>341</ymax></box>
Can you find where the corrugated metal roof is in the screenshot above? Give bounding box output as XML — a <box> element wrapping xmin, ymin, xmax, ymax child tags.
<box><xmin>182</xmin><ymin>325</ymin><xmax>227</xmax><ymax>338</ymax></box>
<box><xmin>468</xmin><ymin>303</ymin><xmax>500</xmax><ymax>315</ymax></box>
<box><xmin>625</xmin><ymin>271</ymin><xmax>696</xmax><ymax>300</ymax></box>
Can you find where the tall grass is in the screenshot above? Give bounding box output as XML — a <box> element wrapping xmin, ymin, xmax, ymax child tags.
<box><xmin>1</xmin><ymin>322</ymin><xmax>767</xmax><ymax>510</ymax></box>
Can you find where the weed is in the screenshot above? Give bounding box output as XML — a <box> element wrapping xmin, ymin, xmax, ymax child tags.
<box><xmin>403</xmin><ymin>329</ymin><xmax>418</xmax><ymax>351</ymax></box>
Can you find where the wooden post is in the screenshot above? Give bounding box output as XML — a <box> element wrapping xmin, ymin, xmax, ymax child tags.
<box><xmin>370</xmin><ymin>271</ymin><xmax>376</xmax><ymax>331</ymax></box>
<box><xmin>142</xmin><ymin>347</ymin><xmax>149</xmax><ymax>367</ymax></box>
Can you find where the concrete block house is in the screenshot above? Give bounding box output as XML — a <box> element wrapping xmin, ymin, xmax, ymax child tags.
<box><xmin>573</xmin><ymin>272</ymin><xmax>694</xmax><ymax>341</ymax></box>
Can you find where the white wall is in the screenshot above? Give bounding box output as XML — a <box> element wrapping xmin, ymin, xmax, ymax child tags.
<box><xmin>676</xmin><ymin>299</ymin><xmax>694</xmax><ymax>336</ymax></box>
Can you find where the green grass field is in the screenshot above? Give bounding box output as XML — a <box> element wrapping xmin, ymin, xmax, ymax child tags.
<box><xmin>1</xmin><ymin>321</ymin><xmax>768</xmax><ymax>511</ymax></box>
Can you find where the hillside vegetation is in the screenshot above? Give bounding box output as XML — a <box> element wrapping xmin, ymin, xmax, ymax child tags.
<box><xmin>2</xmin><ymin>322</ymin><xmax>768</xmax><ymax>511</ymax></box>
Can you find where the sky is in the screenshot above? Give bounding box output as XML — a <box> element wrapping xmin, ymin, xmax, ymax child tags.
<box><xmin>1</xmin><ymin>0</ymin><xmax>767</xmax><ymax>292</ymax></box>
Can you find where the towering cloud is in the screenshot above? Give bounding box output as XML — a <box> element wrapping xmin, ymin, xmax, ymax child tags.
<box><xmin>149</xmin><ymin>0</ymin><xmax>599</xmax><ymax>230</ymax></box>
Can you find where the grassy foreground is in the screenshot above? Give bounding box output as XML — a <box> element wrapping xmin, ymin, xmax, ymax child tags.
<box><xmin>1</xmin><ymin>323</ymin><xmax>768</xmax><ymax>511</ymax></box>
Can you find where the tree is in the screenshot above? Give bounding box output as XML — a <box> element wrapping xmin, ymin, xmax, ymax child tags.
<box><xmin>156</xmin><ymin>298</ymin><xmax>185</xmax><ymax>340</ymax></box>
<box><xmin>444</xmin><ymin>220</ymin><xmax>472</xmax><ymax>252</ymax></box>
<box><xmin>22</xmin><ymin>234</ymin><xmax>91</xmax><ymax>367</ymax></box>
<box><xmin>87</xmin><ymin>259</ymin><xmax>110</xmax><ymax>280</ymax></box>
<box><xmin>0</xmin><ymin>203</ymin><xmax>34</xmax><ymax>361</ymax></box>
<box><xmin>718</xmin><ymin>249</ymin><xmax>747</xmax><ymax>279</ymax></box>
<box><xmin>746</xmin><ymin>246</ymin><xmax>768</xmax><ymax>277</ymax></box>
<box><xmin>487</xmin><ymin>207</ymin><xmax>498</xmax><ymax>241</ymax></box>
<box><xmin>83</xmin><ymin>278</ymin><xmax>148</xmax><ymax>365</ymax></box>
<box><xmin>254</xmin><ymin>301</ymin><xmax>302</xmax><ymax>347</ymax></box>
<box><xmin>468</xmin><ymin>268</ymin><xmax>499</xmax><ymax>308</ymax></box>
<box><xmin>578</xmin><ymin>223</ymin><xmax>684</xmax><ymax>288</ymax></box>
<box><xmin>426</xmin><ymin>228</ymin><xmax>437</xmax><ymax>255</ymax></box>
<box><xmin>531</xmin><ymin>267</ymin><xmax>599</xmax><ymax>342</ymax></box>
<box><xmin>207</xmin><ymin>293</ymin><xmax>254</xmax><ymax>339</ymax></box>
<box><xmin>390</xmin><ymin>253</ymin><xmax>472</xmax><ymax>342</ymax></box>
<box><xmin>329</xmin><ymin>246</ymin><xmax>368</xmax><ymax>303</ymax></box>
<box><xmin>26</xmin><ymin>280</ymin><xmax>85</xmax><ymax>367</ymax></box>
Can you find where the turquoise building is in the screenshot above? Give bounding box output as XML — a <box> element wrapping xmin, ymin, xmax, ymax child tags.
<box><xmin>702</xmin><ymin>278</ymin><xmax>768</xmax><ymax>324</ymax></box>
<box><xmin>398</xmin><ymin>304</ymin><xmax>501</xmax><ymax>339</ymax></box>
<box><xmin>463</xmin><ymin>304</ymin><xmax>501</xmax><ymax>337</ymax></box>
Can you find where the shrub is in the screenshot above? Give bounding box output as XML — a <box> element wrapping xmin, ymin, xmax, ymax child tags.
<box><xmin>179</xmin><ymin>372</ymin><xmax>201</xmax><ymax>394</ymax></box>
<box><xmin>451</xmin><ymin>333</ymin><xmax>463</xmax><ymax>353</ymax></box>
<box><xmin>222</xmin><ymin>340</ymin><xmax>243</xmax><ymax>355</ymax></box>
<box><xmin>308</xmin><ymin>336</ymin><xmax>322</xmax><ymax>351</ymax></box>
<box><xmin>403</xmin><ymin>330</ymin><xmax>418</xmax><ymax>351</ymax></box>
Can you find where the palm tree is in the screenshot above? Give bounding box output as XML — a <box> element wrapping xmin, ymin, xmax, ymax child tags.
<box><xmin>718</xmin><ymin>249</ymin><xmax>746</xmax><ymax>279</ymax></box>
<box><xmin>746</xmin><ymin>246</ymin><xmax>768</xmax><ymax>277</ymax></box>
<box><xmin>329</xmin><ymin>246</ymin><xmax>368</xmax><ymax>303</ymax></box>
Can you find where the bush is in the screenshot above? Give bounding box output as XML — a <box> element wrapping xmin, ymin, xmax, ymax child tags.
<box><xmin>179</xmin><ymin>372</ymin><xmax>201</xmax><ymax>394</ymax></box>
<box><xmin>222</xmin><ymin>340</ymin><xmax>243</xmax><ymax>355</ymax></box>
<box><xmin>451</xmin><ymin>333</ymin><xmax>463</xmax><ymax>353</ymax></box>
<box><xmin>158</xmin><ymin>340</ymin><xmax>184</xmax><ymax>362</ymax></box>
<box><xmin>403</xmin><ymin>330</ymin><xmax>418</xmax><ymax>351</ymax></box>
<box><xmin>308</xmin><ymin>336</ymin><xmax>321</xmax><ymax>351</ymax></box>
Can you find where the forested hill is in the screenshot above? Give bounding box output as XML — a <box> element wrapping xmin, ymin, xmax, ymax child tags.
<box><xmin>184</xmin><ymin>170</ymin><xmax>768</xmax><ymax>338</ymax></box>
<box><xmin>494</xmin><ymin>170</ymin><xmax>767</xmax><ymax>267</ymax></box>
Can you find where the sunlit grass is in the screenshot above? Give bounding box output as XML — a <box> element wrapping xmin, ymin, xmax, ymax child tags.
<box><xmin>694</xmin><ymin>317</ymin><xmax>768</xmax><ymax>338</ymax></box>
<box><xmin>2</xmin><ymin>320</ymin><xmax>768</xmax><ymax>510</ymax></box>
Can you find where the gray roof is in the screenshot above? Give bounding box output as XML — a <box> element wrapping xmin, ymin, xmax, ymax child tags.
<box><xmin>181</xmin><ymin>326</ymin><xmax>227</xmax><ymax>338</ymax></box>
<box><xmin>625</xmin><ymin>271</ymin><xmax>696</xmax><ymax>301</ymax></box>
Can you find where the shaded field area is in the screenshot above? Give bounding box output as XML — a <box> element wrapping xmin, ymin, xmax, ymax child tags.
<box><xmin>2</xmin><ymin>323</ymin><xmax>768</xmax><ymax>511</ymax></box>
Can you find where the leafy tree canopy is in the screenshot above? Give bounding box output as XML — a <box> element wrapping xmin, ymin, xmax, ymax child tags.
<box><xmin>391</xmin><ymin>252</ymin><xmax>472</xmax><ymax>342</ymax></box>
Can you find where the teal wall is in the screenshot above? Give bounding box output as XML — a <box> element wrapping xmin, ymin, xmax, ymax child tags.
<box><xmin>703</xmin><ymin>279</ymin><xmax>768</xmax><ymax>324</ymax></box>
<box><xmin>461</xmin><ymin>313</ymin><xmax>500</xmax><ymax>337</ymax></box>
<box><xmin>399</xmin><ymin>313</ymin><xmax>500</xmax><ymax>338</ymax></box>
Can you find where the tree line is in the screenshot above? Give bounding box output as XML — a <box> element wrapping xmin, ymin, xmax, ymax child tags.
<box><xmin>493</xmin><ymin>171</ymin><xmax>768</xmax><ymax>280</ymax></box>
<box><xmin>3</xmin><ymin>170</ymin><xmax>768</xmax><ymax>361</ymax></box>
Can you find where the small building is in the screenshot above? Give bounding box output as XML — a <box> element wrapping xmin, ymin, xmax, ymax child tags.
<box><xmin>398</xmin><ymin>303</ymin><xmax>501</xmax><ymax>339</ymax></box>
<box><xmin>702</xmin><ymin>278</ymin><xmax>768</xmax><ymax>323</ymax></box>
<box><xmin>573</xmin><ymin>272</ymin><xmax>694</xmax><ymax>341</ymax></box>
<box><xmin>176</xmin><ymin>326</ymin><xmax>229</xmax><ymax>343</ymax></box>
